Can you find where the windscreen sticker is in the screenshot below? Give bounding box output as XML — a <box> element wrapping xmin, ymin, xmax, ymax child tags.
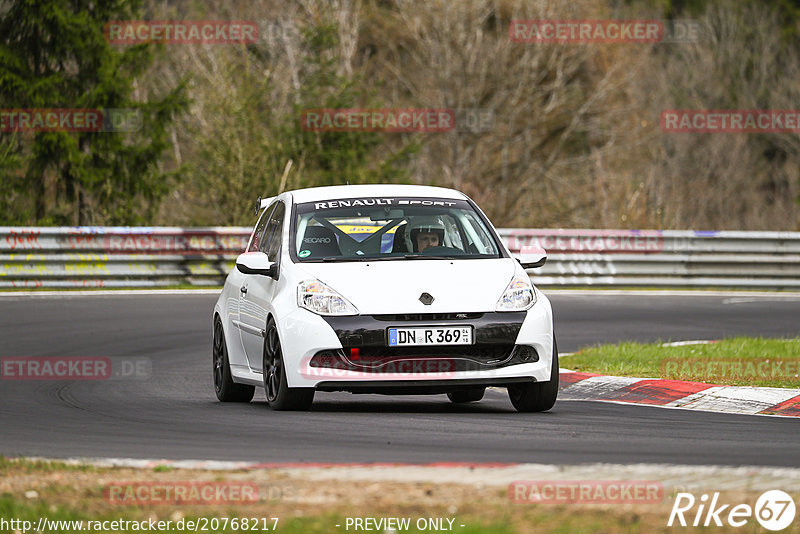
<box><xmin>314</xmin><ymin>198</ymin><xmax>395</xmax><ymax>210</ymax></box>
<box><xmin>298</xmin><ymin>249</ymin><xmax>311</xmax><ymax>258</ymax></box>
<box><xmin>303</xmin><ymin>197</ymin><xmax>467</xmax><ymax>211</ymax></box>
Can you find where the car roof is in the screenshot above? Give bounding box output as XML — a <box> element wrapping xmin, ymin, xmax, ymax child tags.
<box><xmin>285</xmin><ymin>184</ymin><xmax>468</xmax><ymax>204</ymax></box>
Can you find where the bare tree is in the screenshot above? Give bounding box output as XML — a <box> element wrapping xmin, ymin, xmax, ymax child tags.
<box><xmin>140</xmin><ymin>0</ymin><xmax>800</xmax><ymax>230</ymax></box>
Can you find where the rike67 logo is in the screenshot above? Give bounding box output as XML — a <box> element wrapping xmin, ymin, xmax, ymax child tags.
<box><xmin>668</xmin><ymin>490</ymin><xmax>796</xmax><ymax>531</ymax></box>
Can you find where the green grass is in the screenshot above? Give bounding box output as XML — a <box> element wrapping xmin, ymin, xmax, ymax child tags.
<box><xmin>562</xmin><ymin>337</ymin><xmax>800</xmax><ymax>388</ymax></box>
<box><xmin>152</xmin><ymin>465</ymin><xmax>174</xmax><ymax>472</ymax></box>
<box><xmin>0</xmin><ymin>492</ymin><xmax>703</xmax><ymax>534</ymax></box>
<box><xmin>0</xmin><ymin>494</ymin><xmax>515</xmax><ymax>534</ymax></box>
<box><xmin>4</xmin><ymin>490</ymin><xmax>765</xmax><ymax>534</ymax></box>
<box><xmin>3</xmin><ymin>467</ymin><xmax>797</xmax><ymax>534</ymax></box>
<box><xmin>0</xmin><ymin>456</ymin><xmax>96</xmax><ymax>473</ymax></box>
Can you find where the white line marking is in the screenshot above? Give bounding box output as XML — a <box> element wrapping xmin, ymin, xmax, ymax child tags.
<box><xmin>0</xmin><ymin>289</ymin><xmax>220</xmax><ymax>298</ymax></box>
<box><xmin>660</xmin><ymin>340</ymin><xmax>717</xmax><ymax>347</ymax></box>
<box><xmin>723</xmin><ymin>296</ymin><xmax>800</xmax><ymax>304</ymax></box>
<box><xmin>545</xmin><ymin>289</ymin><xmax>800</xmax><ymax>297</ymax></box>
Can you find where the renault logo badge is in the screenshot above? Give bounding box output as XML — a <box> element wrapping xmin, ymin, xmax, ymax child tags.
<box><xmin>419</xmin><ymin>292</ymin><xmax>434</xmax><ymax>305</ymax></box>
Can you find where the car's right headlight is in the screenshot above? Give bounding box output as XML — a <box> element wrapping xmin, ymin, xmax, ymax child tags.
<box><xmin>495</xmin><ymin>275</ymin><xmax>537</xmax><ymax>312</ymax></box>
<box><xmin>297</xmin><ymin>280</ymin><xmax>359</xmax><ymax>316</ymax></box>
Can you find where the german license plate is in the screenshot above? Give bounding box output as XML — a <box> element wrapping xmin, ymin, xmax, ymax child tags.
<box><xmin>387</xmin><ymin>326</ymin><xmax>472</xmax><ymax>346</ymax></box>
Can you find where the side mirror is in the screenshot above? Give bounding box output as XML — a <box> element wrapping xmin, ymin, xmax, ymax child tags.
<box><xmin>236</xmin><ymin>252</ymin><xmax>278</xmax><ymax>278</ymax></box>
<box><xmin>518</xmin><ymin>245</ymin><xmax>547</xmax><ymax>269</ymax></box>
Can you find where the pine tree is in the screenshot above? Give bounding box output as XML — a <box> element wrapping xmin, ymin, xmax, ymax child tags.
<box><xmin>0</xmin><ymin>0</ymin><xmax>188</xmax><ymax>225</ymax></box>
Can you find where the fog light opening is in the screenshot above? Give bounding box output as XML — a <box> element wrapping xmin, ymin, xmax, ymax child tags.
<box><xmin>310</xmin><ymin>350</ymin><xmax>343</xmax><ymax>368</ymax></box>
<box><xmin>516</xmin><ymin>345</ymin><xmax>539</xmax><ymax>363</ymax></box>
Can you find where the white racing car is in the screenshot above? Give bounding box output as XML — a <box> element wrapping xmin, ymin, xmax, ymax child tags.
<box><xmin>212</xmin><ymin>184</ymin><xmax>557</xmax><ymax>412</ymax></box>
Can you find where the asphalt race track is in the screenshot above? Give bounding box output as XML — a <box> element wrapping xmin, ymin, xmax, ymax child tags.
<box><xmin>0</xmin><ymin>291</ymin><xmax>798</xmax><ymax>466</ymax></box>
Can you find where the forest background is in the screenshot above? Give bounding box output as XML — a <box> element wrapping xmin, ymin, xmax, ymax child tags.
<box><xmin>1</xmin><ymin>0</ymin><xmax>799</xmax><ymax>230</ymax></box>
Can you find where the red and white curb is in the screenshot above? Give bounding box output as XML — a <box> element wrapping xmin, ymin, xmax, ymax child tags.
<box><xmin>559</xmin><ymin>370</ymin><xmax>800</xmax><ymax>417</ymax></box>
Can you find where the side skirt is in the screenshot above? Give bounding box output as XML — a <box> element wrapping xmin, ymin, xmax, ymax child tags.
<box><xmin>230</xmin><ymin>365</ymin><xmax>264</xmax><ymax>387</ymax></box>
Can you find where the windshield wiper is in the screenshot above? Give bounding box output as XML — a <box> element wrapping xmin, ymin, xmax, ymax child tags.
<box><xmin>403</xmin><ymin>254</ymin><xmax>452</xmax><ymax>260</ymax></box>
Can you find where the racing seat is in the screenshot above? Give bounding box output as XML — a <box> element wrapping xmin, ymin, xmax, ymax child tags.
<box><xmin>391</xmin><ymin>224</ymin><xmax>408</xmax><ymax>253</ymax></box>
<box><xmin>301</xmin><ymin>226</ymin><xmax>341</xmax><ymax>257</ymax></box>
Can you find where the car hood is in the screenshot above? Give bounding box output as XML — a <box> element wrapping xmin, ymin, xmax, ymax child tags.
<box><xmin>294</xmin><ymin>258</ymin><xmax>516</xmax><ymax>314</ymax></box>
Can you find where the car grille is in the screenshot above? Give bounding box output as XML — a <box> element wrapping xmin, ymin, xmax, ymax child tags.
<box><xmin>371</xmin><ymin>313</ymin><xmax>484</xmax><ymax>321</ymax></box>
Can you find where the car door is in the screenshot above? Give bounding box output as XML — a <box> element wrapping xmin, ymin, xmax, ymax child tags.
<box><xmin>239</xmin><ymin>200</ymin><xmax>285</xmax><ymax>372</ymax></box>
<box><xmin>226</xmin><ymin>204</ymin><xmax>272</xmax><ymax>368</ymax></box>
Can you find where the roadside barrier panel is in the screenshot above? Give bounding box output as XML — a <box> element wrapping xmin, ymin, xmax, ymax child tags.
<box><xmin>2</xmin><ymin>227</ymin><xmax>798</xmax><ymax>289</ymax></box>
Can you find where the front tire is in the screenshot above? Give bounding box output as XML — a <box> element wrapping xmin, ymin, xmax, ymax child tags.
<box><xmin>507</xmin><ymin>337</ymin><xmax>559</xmax><ymax>413</ymax></box>
<box><xmin>263</xmin><ymin>318</ymin><xmax>314</xmax><ymax>411</ymax></box>
<box><xmin>213</xmin><ymin>318</ymin><xmax>255</xmax><ymax>402</ymax></box>
<box><xmin>447</xmin><ymin>388</ymin><xmax>485</xmax><ymax>404</ymax></box>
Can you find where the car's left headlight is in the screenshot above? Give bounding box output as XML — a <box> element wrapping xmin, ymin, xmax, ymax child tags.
<box><xmin>297</xmin><ymin>280</ymin><xmax>359</xmax><ymax>316</ymax></box>
<box><xmin>496</xmin><ymin>275</ymin><xmax>537</xmax><ymax>312</ymax></box>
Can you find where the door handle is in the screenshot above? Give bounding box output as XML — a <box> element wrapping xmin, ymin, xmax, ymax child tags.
<box><xmin>240</xmin><ymin>285</ymin><xmax>248</xmax><ymax>295</ymax></box>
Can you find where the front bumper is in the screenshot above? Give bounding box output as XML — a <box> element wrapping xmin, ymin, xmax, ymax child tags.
<box><xmin>278</xmin><ymin>293</ymin><xmax>554</xmax><ymax>389</ymax></box>
<box><xmin>315</xmin><ymin>377</ymin><xmax>536</xmax><ymax>395</ymax></box>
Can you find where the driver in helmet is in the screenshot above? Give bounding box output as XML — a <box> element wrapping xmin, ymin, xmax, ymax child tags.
<box><xmin>405</xmin><ymin>215</ymin><xmax>446</xmax><ymax>253</ymax></box>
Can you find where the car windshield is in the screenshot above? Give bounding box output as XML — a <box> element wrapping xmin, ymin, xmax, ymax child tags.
<box><xmin>292</xmin><ymin>196</ymin><xmax>502</xmax><ymax>262</ymax></box>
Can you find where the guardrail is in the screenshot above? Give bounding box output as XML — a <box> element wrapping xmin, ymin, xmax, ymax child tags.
<box><xmin>0</xmin><ymin>227</ymin><xmax>247</xmax><ymax>289</ymax></box>
<box><xmin>1</xmin><ymin>227</ymin><xmax>799</xmax><ymax>289</ymax></box>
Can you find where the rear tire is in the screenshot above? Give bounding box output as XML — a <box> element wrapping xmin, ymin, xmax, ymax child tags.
<box><xmin>508</xmin><ymin>337</ymin><xmax>559</xmax><ymax>413</ymax></box>
<box><xmin>213</xmin><ymin>318</ymin><xmax>255</xmax><ymax>402</ymax></box>
<box><xmin>263</xmin><ymin>318</ymin><xmax>314</xmax><ymax>411</ymax></box>
<box><xmin>447</xmin><ymin>388</ymin><xmax>486</xmax><ymax>404</ymax></box>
